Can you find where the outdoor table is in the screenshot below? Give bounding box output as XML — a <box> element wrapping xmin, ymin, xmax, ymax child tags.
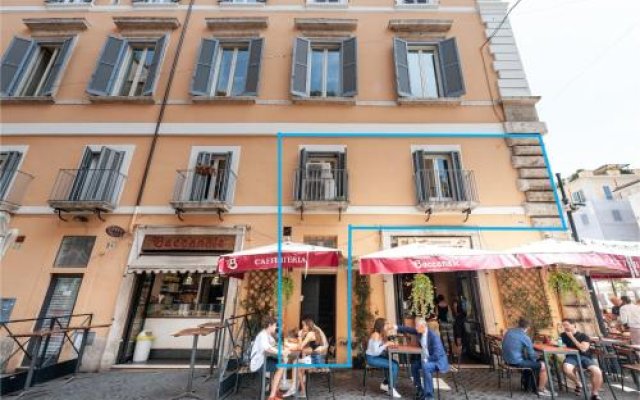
<box><xmin>197</xmin><ymin>322</ymin><xmax>225</xmax><ymax>377</ymax></box>
<box><xmin>387</xmin><ymin>345</ymin><xmax>422</xmax><ymax>399</ymax></box>
<box><xmin>534</xmin><ymin>344</ymin><xmax>588</xmax><ymax>400</ymax></box>
<box><xmin>171</xmin><ymin>327</ymin><xmax>216</xmax><ymax>400</ymax></box>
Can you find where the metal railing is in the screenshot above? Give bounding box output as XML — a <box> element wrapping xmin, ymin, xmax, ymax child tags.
<box><xmin>0</xmin><ymin>170</ymin><xmax>34</xmax><ymax>211</ymax></box>
<box><xmin>171</xmin><ymin>168</ymin><xmax>237</xmax><ymax>207</ymax></box>
<box><xmin>48</xmin><ymin>169</ymin><xmax>126</xmax><ymax>209</ymax></box>
<box><xmin>415</xmin><ymin>169</ymin><xmax>477</xmax><ymax>206</ymax></box>
<box><xmin>293</xmin><ymin>167</ymin><xmax>349</xmax><ymax>203</ymax></box>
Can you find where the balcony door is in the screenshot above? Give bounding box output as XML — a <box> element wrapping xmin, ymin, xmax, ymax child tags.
<box><xmin>296</xmin><ymin>149</ymin><xmax>347</xmax><ymax>202</ymax></box>
<box><xmin>423</xmin><ymin>154</ymin><xmax>454</xmax><ymax>201</ymax></box>
<box><xmin>0</xmin><ymin>151</ymin><xmax>22</xmax><ymax>200</ymax></box>
<box><xmin>69</xmin><ymin>146</ymin><xmax>124</xmax><ymax>202</ymax></box>
<box><xmin>189</xmin><ymin>152</ymin><xmax>232</xmax><ymax>202</ymax></box>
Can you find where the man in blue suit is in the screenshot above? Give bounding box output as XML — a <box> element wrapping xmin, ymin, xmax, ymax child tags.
<box><xmin>395</xmin><ymin>318</ymin><xmax>449</xmax><ymax>400</ymax></box>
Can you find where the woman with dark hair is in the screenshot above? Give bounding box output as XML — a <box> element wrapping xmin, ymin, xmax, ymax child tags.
<box><xmin>366</xmin><ymin>318</ymin><xmax>401</xmax><ymax>398</ymax></box>
<box><xmin>286</xmin><ymin>316</ymin><xmax>327</xmax><ymax>399</ymax></box>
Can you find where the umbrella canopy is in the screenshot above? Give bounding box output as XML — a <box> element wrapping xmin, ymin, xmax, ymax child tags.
<box><xmin>359</xmin><ymin>243</ymin><xmax>520</xmax><ymax>275</ymax></box>
<box><xmin>510</xmin><ymin>239</ymin><xmax>630</xmax><ymax>274</ymax></box>
<box><xmin>218</xmin><ymin>241</ymin><xmax>340</xmax><ymax>276</ymax></box>
<box><xmin>584</xmin><ymin>240</ymin><xmax>640</xmax><ymax>279</ymax></box>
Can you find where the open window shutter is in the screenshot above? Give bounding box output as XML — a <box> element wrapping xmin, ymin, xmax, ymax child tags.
<box><xmin>70</xmin><ymin>147</ymin><xmax>94</xmax><ymax>201</ymax></box>
<box><xmin>437</xmin><ymin>37</ymin><xmax>465</xmax><ymax>98</ymax></box>
<box><xmin>341</xmin><ymin>37</ymin><xmax>357</xmax><ymax>97</ymax></box>
<box><xmin>450</xmin><ymin>151</ymin><xmax>466</xmax><ymax>201</ymax></box>
<box><xmin>87</xmin><ymin>36</ymin><xmax>126</xmax><ymax>96</ymax></box>
<box><xmin>143</xmin><ymin>34</ymin><xmax>168</xmax><ymax>96</ymax></box>
<box><xmin>0</xmin><ymin>151</ymin><xmax>22</xmax><ymax>199</ymax></box>
<box><xmin>220</xmin><ymin>152</ymin><xmax>233</xmax><ymax>201</ymax></box>
<box><xmin>190</xmin><ymin>38</ymin><xmax>219</xmax><ymax>96</ymax></box>
<box><xmin>412</xmin><ymin>150</ymin><xmax>427</xmax><ymax>203</ymax></box>
<box><xmin>190</xmin><ymin>152</ymin><xmax>212</xmax><ymax>201</ymax></box>
<box><xmin>244</xmin><ymin>38</ymin><xmax>264</xmax><ymax>96</ymax></box>
<box><xmin>291</xmin><ymin>37</ymin><xmax>310</xmax><ymax>97</ymax></box>
<box><xmin>91</xmin><ymin>147</ymin><xmax>124</xmax><ymax>202</ymax></box>
<box><xmin>41</xmin><ymin>37</ymin><xmax>75</xmax><ymax>97</ymax></box>
<box><xmin>337</xmin><ymin>150</ymin><xmax>348</xmax><ymax>200</ymax></box>
<box><xmin>393</xmin><ymin>38</ymin><xmax>411</xmax><ymax>98</ymax></box>
<box><xmin>295</xmin><ymin>149</ymin><xmax>308</xmax><ymax>201</ymax></box>
<box><xmin>1</xmin><ymin>37</ymin><xmax>35</xmax><ymax>96</ymax></box>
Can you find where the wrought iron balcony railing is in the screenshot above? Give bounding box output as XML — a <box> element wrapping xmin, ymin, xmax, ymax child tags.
<box><xmin>414</xmin><ymin>169</ymin><xmax>478</xmax><ymax>210</ymax></box>
<box><xmin>48</xmin><ymin>169</ymin><xmax>126</xmax><ymax>213</ymax></box>
<box><xmin>0</xmin><ymin>170</ymin><xmax>34</xmax><ymax>213</ymax></box>
<box><xmin>293</xmin><ymin>167</ymin><xmax>349</xmax><ymax>208</ymax></box>
<box><xmin>170</xmin><ymin>168</ymin><xmax>237</xmax><ymax>214</ymax></box>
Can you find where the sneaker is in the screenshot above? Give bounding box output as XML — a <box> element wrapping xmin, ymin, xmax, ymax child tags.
<box><xmin>380</xmin><ymin>383</ymin><xmax>389</xmax><ymax>392</ymax></box>
<box><xmin>391</xmin><ymin>388</ymin><xmax>402</xmax><ymax>398</ymax></box>
<box><xmin>537</xmin><ymin>389</ymin><xmax>553</xmax><ymax>397</ymax></box>
<box><xmin>281</xmin><ymin>388</ymin><xmax>297</xmax><ymax>398</ymax></box>
<box><xmin>590</xmin><ymin>395</ymin><xmax>602</xmax><ymax>400</ymax></box>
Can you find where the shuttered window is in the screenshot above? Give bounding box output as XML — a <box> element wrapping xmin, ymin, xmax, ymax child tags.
<box><xmin>54</xmin><ymin>236</ymin><xmax>96</xmax><ymax>268</ymax></box>
<box><xmin>190</xmin><ymin>152</ymin><xmax>233</xmax><ymax>202</ymax></box>
<box><xmin>394</xmin><ymin>37</ymin><xmax>465</xmax><ymax>99</ymax></box>
<box><xmin>87</xmin><ymin>35</ymin><xmax>167</xmax><ymax>97</ymax></box>
<box><xmin>0</xmin><ymin>151</ymin><xmax>23</xmax><ymax>200</ymax></box>
<box><xmin>291</xmin><ymin>37</ymin><xmax>357</xmax><ymax>98</ymax></box>
<box><xmin>0</xmin><ymin>36</ymin><xmax>74</xmax><ymax>97</ymax></box>
<box><xmin>69</xmin><ymin>146</ymin><xmax>125</xmax><ymax>202</ymax></box>
<box><xmin>412</xmin><ymin>150</ymin><xmax>466</xmax><ymax>203</ymax></box>
<box><xmin>295</xmin><ymin>149</ymin><xmax>348</xmax><ymax>201</ymax></box>
<box><xmin>190</xmin><ymin>38</ymin><xmax>263</xmax><ymax>97</ymax></box>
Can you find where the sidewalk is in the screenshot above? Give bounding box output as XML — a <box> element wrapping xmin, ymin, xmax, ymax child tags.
<box><xmin>6</xmin><ymin>368</ymin><xmax>638</xmax><ymax>399</ymax></box>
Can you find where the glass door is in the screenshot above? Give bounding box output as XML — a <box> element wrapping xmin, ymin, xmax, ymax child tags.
<box><xmin>456</xmin><ymin>272</ymin><xmax>488</xmax><ymax>362</ymax></box>
<box><xmin>119</xmin><ymin>273</ymin><xmax>154</xmax><ymax>363</ymax></box>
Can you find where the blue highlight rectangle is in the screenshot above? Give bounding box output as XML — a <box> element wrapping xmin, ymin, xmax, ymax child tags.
<box><xmin>276</xmin><ymin>131</ymin><xmax>567</xmax><ymax>369</ymax></box>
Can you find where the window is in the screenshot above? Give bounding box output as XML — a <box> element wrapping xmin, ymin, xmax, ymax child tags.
<box><xmin>413</xmin><ymin>150</ymin><xmax>467</xmax><ymax>202</ymax></box>
<box><xmin>87</xmin><ymin>35</ymin><xmax>167</xmax><ymax>97</ymax></box>
<box><xmin>191</xmin><ymin>38</ymin><xmax>263</xmax><ymax>97</ymax></box>
<box><xmin>54</xmin><ymin>236</ymin><xmax>96</xmax><ymax>267</ymax></box>
<box><xmin>612</xmin><ymin>209</ymin><xmax>623</xmax><ymax>222</ymax></box>
<box><xmin>145</xmin><ymin>273</ymin><xmax>226</xmax><ymax>318</ymax></box>
<box><xmin>580</xmin><ymin>214</ymin><xmax>589</xmax><ymax>225</ymax></box>
<box><xmin>295</xmin><ymin>149</ymin><xmax>348</xmax><ymax>202</ymax></box>
<box><xmin>304</xmin><ymin>236</ymin><xmax>338</xmax><ymax>248</ymax></box>
<box><xmin>189</xmin><ymin>152</ymin><xmax>233</xmax><ymax>202</ymax></box>
<box><xmin>0</xmin><ymin>36</ymin><xmax>74</xmax><ymax>97</ymax></box>
<box><xmin>571</xmin><ymin>190</ymin><xmax>586</xmax><ymax>204</ymax></box>
<box><xmin>603</xmin><ymin>185</ymin><xmax>613</xmax><ymax>200</ymax></box>
<box><xmin>69</xmin><ymin>146</ymin><xmax>125</xmax><ymax>202</ymax></box>
<box><xmin>0</xmin><ymin>151</ymin><xmax>23</xmax><ymax>200</ymax></box>
<box><xmin>291</xmin><ymin>37</ymin><xmax>357</xmax><ymax>98</ymax></box>
<box><xmin>394</xmin><ymin>37</ymin><xmax>465</xmax><ymax>99</ymax></box>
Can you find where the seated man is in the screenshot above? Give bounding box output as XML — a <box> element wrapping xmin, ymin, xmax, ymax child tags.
<box><xmin>395</xmin><ymin>317</ymin><xmax>449</xmax><ymax>400</ymax></box>
<box><xmin>502</xmin><ymin>318</ymin><xmax>551</xmax><ymax>397</ymax></box>
<box><xmin>560</xmin><ymin>318</ymin><xmax>603</xmax><ymax>400</ymax></box>
<box><xmin>250</xmin><ymin>316</ymin><xmax>288</xmax><ymax>400</ymax></box>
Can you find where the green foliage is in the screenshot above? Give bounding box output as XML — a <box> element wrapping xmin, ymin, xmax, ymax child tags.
<box><xmin>498</xmin><ymin>270</ymin><xmax>552</xmax><ymax>335</ymax></box>
<box><xmin>547</xmin><ymin>270</ymin><xmax>583</xmax><ymax>299</ymax></box>
<box><xmin>353</xmin><ymin>273</ymin><xmax>374</xmax><ymax>350</ymax></box>
<box><xmin>613</xmin><ymin>279</ymin><xmax>631</xmax><ymax>295</ymax></box>
<box><xmin>411</xmin><ymin>274</ymin><xmax>435</xmax><ymax>317</ymax></box>
<box><xmin>274</xmin><ymin>274</ymin><xmax>295</xmax><ymax>306</ymax></box>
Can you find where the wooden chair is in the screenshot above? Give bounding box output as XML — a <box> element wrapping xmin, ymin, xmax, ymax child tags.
<box><xmin>361</xmin><ymin>338</ymin><xmax>385</xmax><ymax>396</ymax></box>
<box><xmin>305</xmin><ymin>332</ymin><xmax>335</xmax><ymax>399</ymax></box>
<box><xmin>435</xmin><ymin>344</ymin><xmax>469</xmax><ymax>400</ymax></box>
<box><xmin>612</xmin><ymin>344</ymin><xmax>640</xmax><ymax>391</ymax></box>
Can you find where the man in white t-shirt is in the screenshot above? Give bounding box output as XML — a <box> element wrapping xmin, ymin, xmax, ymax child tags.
<box><xmin>619</xmin><ymin>296</ymin><xmax>640</xmax><ymax>345</ymax></box>
<box><xmin>250</xmin><ymin>316</ymin><xmax>287</xmax><ymax>400</ymax></box>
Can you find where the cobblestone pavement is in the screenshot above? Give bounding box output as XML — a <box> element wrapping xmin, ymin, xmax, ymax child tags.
<box><xmin>7</xmin><ymin>368</ymin><xmax>638</xmax><ymax>400</ymax></box>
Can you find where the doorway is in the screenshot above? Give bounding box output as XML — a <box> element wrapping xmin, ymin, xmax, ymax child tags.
<box><xmin>300</xmin><ymin>274</ymin><xmax>336</xmax><ymax>340</ymax></box>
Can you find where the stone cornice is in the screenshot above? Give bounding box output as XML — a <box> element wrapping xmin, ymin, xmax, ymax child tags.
<box><xmin>113</xmin><ymin>16</ymin><xmax>180</xmax><ymax>31</ymax></box>
<box><xmin>388</xmin><ymin>19</ymin><xmax>452</xmax><ymax>33</ymax></box>
<box><xmin>23</xmin><ymin>17</ymin><xmax>89</xmax><ymax>33</ymax></box>
<box><xmin>294</xmin><ymin>18</ymin><xmax>357</xmax><ymax>32</ymax></box>
<box><xmin>205</xmin><ymin>17</ymin><xmax>268</xmax><ymax>31</ymax></box>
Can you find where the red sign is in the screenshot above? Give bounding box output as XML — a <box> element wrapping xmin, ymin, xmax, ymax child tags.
<box><xmin>142</xmin><ymin>235</ymin><xmax>236</xmax><ymax>253</ymax></box>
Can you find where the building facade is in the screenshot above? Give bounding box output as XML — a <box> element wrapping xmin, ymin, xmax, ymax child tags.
<box><xmin>1</xmin><ymin>0</ymin><xmax>567</xmax><ymax>371</ymax></box>
<box><xmin>565</xmin><ymin>165</ymin><xmax>640</xmax><ymax>242</ymax></box>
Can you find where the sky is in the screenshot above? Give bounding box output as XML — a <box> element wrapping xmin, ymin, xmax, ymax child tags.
<box><xmin>506</xmin><ymin>0</ymin><xmax>640</xmax><ymax>176</ymax></box>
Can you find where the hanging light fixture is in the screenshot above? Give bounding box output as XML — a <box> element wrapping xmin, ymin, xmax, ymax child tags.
<box><xmin>183</xmin><ymin>273</ymin><xmax>193</xmax><ymax>286</ymax></box>
<box><xmin>211</xmin><ymin>275</ymin><xmax>220</xmax><ymax>285</ymax></box>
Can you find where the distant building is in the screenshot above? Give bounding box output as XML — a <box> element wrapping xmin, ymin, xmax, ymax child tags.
<box><xmin>566</xmin><ymin>164</ymin><xmax>640</xmax><ymax>242</ymax></box>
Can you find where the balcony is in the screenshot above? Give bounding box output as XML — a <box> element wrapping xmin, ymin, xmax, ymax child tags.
<box><xmin>293</xmin><ymin>167</ymin><xmax>349</xmax><ymax>213</ymax></box>
<box><xmin>48</xmin><ymin>169</ymin><xmax>126</xmax><ymax>216</ymax></box>
<box><xmin>415</xmin><ymin>169</ymin><xmax>478</xmax><ymax>212</ymax></box>
<box><xmin>0</xmin><ymin>170</ymin><xmax>34</xmax><ymax>213</ymax></box>
<box><xmin>170</xmin><ymin>168</ymin><xmax>237</xmax><ymax>216</ymax></box>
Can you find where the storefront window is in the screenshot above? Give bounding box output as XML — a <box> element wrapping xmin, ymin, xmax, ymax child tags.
<box><xmin>146</xmin><ymin>273</ymin><xmax>226</xmax><ymax>318</ymax></box>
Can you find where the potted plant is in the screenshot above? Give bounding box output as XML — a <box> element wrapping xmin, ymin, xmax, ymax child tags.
<box><xmin>547</xmin><ymin>269</ymin><xmax>583</xmax><ymax>320</ymax></box>
<box><xmin>352</xmin><ymin>273</ymin><xmax>373</xmax><ymax>369</ymax></box>
<box><xmin>410</xmin><ymin>274</ymin><xmax>435</xmax><ymax>318</ymax></box>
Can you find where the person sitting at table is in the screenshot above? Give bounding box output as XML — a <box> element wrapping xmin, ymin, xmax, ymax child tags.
<box><xmin>610</xmin><ymin>296</ymin><xmax>622</xmax><ymax>316</ymax></box>
<box><xmin>619</xmin><ymin>295</ymin><xmax>640</xmax><ymax>345</ymax></box>
<box><xmin>365</xmin><ymin>318</ymin><xmax>402</xmax><ymax>398</ymax></box>
<box><xmin>501</xmin><ymin>318</ymin><xmax>552</xmax><ymax>397</ymax></box>
<box><xmin>560</xmin><ymin>318</ymin><xmax>603</xmax><ymax>400</ymax></box>
<box><xmin>395</xmin><ymin>317</ymin><xmax>448</xmax><ymax>400</ymax></box>
<box><xmin>288</xmin><ymin>315</ymin><xmax>327</xmax><ymax>399</ymax></box>
<box><xmin>250</xmin><ymin>316</ymin><xmax>288</xmax><ymax>400</ymax></box>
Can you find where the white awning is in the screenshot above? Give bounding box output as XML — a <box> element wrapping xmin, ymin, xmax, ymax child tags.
<box><xmin>126</xmin><ymin>255</ymin><xmax>220</xmax><ymax>274</ymax></box>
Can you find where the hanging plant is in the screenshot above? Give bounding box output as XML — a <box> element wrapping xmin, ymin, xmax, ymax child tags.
<box><xmin>274</xmin><ymin>274</ymin><xmax>295</xmax><ymax>306</ymax></box>
<box><xmin>411</xmin><ymin>274</ymin><xmax>435</xmax><ymax>317</ymax></box>
<box><xmin>353</xmin><ymin>273</ymin><xmax>373</xmax><ymax>350</ymax></box>
<box><xmin>548</xmin><ymin>270</ymin><xmax>583</xmax><ymax>299</ymax></box>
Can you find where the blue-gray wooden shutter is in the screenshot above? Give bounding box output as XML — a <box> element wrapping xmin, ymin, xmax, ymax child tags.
<box><xmin>142</xmin><ymin>34</ymin><xmax>168</xmax><ymax>96</ymax></box>
<box><xmin>190</xmin><ymin>152</ymin><xmax>212</xmax><ymax>201</ymax></box>
<box><xmin>295</xmin><ymin>149</ymin><xmax>308</xmax><ymax>201</ymax></box>
<box><xmin>393</xmin><ymin>37</ymin><xmax>411</xmax><ymax>98</ymax></box>
<box><xmin>341</xmin><ymin>37</ymin><xmax>357</xmax><ymax>97</ymax></box>
<box><xmin>0</xmin><ymin>151</ymin><xmax>22</xmax><ymax>199</ymax></box>
<box><xmin>291</xmin><ymin>37</ymin><xmax>310</xmax><ymax>97</ymax></box>
<box><xmin>437</xmin><ymin>37</ymin><xmax>465</xmax><ymax>98</ymax></box>
<box><xmin>450</xmin><ymin>151</ymin><xmax>466</xmax><ymax>201</ymax></box>
<box><xmin>219</xmin><ymin>152</ymin><xmax>233</xmax><ymax>202</ymax></box>
<box><xmin>337</xmin><ymin>150</ymin><xmax>348</xmax><ymax>200</ymax></box>
<box><xmin>412</xmin><ymin>150</ymin><xmax>427</xmax><ymax>203</ymax></box>
<box><xmin>87</xmin><ymin>36</ymin><xmax>127</xmax><ymax>96</ymax></box>
<box><xmin>94</xmin><ymin>147</ymin><xmax>124</xmax><ymax>202</ymax></box>
<box><xmin>41</xmin><ymin>37</ymin><xmax>75</xmax><ymax>97</ymax></box>
<box><xmin>244</xmin><ymin>38</ymin><xmax>264</xmax><ymax>96</ymax></box>
<box><xmin>1</xmin><ymin>37</ymin><xmax>35</xmax><ymax>96</ymax></box>
<box><xmin>190</xmin><ymin>38</ymin><xmax>219</xmax><ymax>96</ymax></box>
<box><xmin>70</xmin><ymin>147</ymin><xmax>94</xmax><ymax>201</ymax></box>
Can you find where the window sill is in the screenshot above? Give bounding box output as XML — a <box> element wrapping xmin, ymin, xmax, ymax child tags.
<box><xmin>305</xmin><ymin>2</ymin><xmax>349</xmax><ymax>10</ymax></box>
<box><xmin>218</xmin><ymin>2</ymin><xmax>266</xmax><ymax>8</ymax></box>
<box><xmin>397</xmin><ymin>97</ymin><xmax>462</xmax><ymax>106</ymax></box>
<box><xmin>88</xmin><ymin>95</ymin><xmax>155</xmax><ymax>104</ymax></box>
<box><xmin>393</xmin><ymin>3</ymin><xmax>439</xmax><ymax>10</ymax></box>
<box><xmin>191</xmin><ymin>96</ymin><xmax>257</xmax><ymax>104</ymax></box>
<box><xmin>0</xmin><ymin>96</ymin><xmax>55</xmax><ymax>104</ymax></box>
<box><xmin>292</xmin><ymin>96</ymin><xmax>356</xmax><ymax>105</ymax></box>
<box><xmin>44</xmin><ymin>2</ymin><xmax>92</xmax><ymax>9</ymax></box>
<box><xmin>132</xmin><ymin>1</ymin><xmax>179</xmax><ymax>8</ymax></box>
<box><xmin>417</xmin><ymin>201</ymin><xmax>478</xmax><ymax>212</ymax></box>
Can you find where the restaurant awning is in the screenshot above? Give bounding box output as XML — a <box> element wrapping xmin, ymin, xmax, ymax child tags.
<box><xmin>127</xmin><ymin>255</ymin><xmax>220</xmax><ymax>274</ymax></box>
<box><xmin>359</xmin><ymin>243</ymin><xmax>520</xmax><ymax>275</ymax></box>
<box><xmin>582</xmin><ymin>239</ymin><xmax>640</xmax><ymax>279</ymax></box>
<box><xmin>217</xmin><ymin>241</ymin><xmax>341</xmax><ymax>276</ymax></box>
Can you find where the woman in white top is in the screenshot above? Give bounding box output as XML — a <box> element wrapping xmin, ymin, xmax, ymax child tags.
<box><xmin>366</xmin><ymin>318</ymin><xmax>401</xmax><ymax>398</ymax></box>
<box><xmin>250</xmin><ymin>316</ymin><xmax>288</xmax><ymax>400</ymax></box>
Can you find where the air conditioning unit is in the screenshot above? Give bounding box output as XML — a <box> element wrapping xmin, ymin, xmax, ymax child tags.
<box><xmin>304</xmin><ymin>162</ymin><xmax>335</xmax><ymax>201</ymax></box>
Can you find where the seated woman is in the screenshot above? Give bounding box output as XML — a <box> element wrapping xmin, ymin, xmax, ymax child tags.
<box><xmin>284</xmin><ymin>316</ymin><xmax>327</xmax><ymax>399</ymax></box>
<box><xmin>366</xmin><ymin>318</ymin><xmax>401</xmax><ymax>398</ymax></box>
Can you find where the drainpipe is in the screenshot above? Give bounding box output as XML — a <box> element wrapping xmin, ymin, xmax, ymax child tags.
<box><xmin>556</xmin><ymin>173</ymin><xmax>607</xmax><ymax>335</ymax></box>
